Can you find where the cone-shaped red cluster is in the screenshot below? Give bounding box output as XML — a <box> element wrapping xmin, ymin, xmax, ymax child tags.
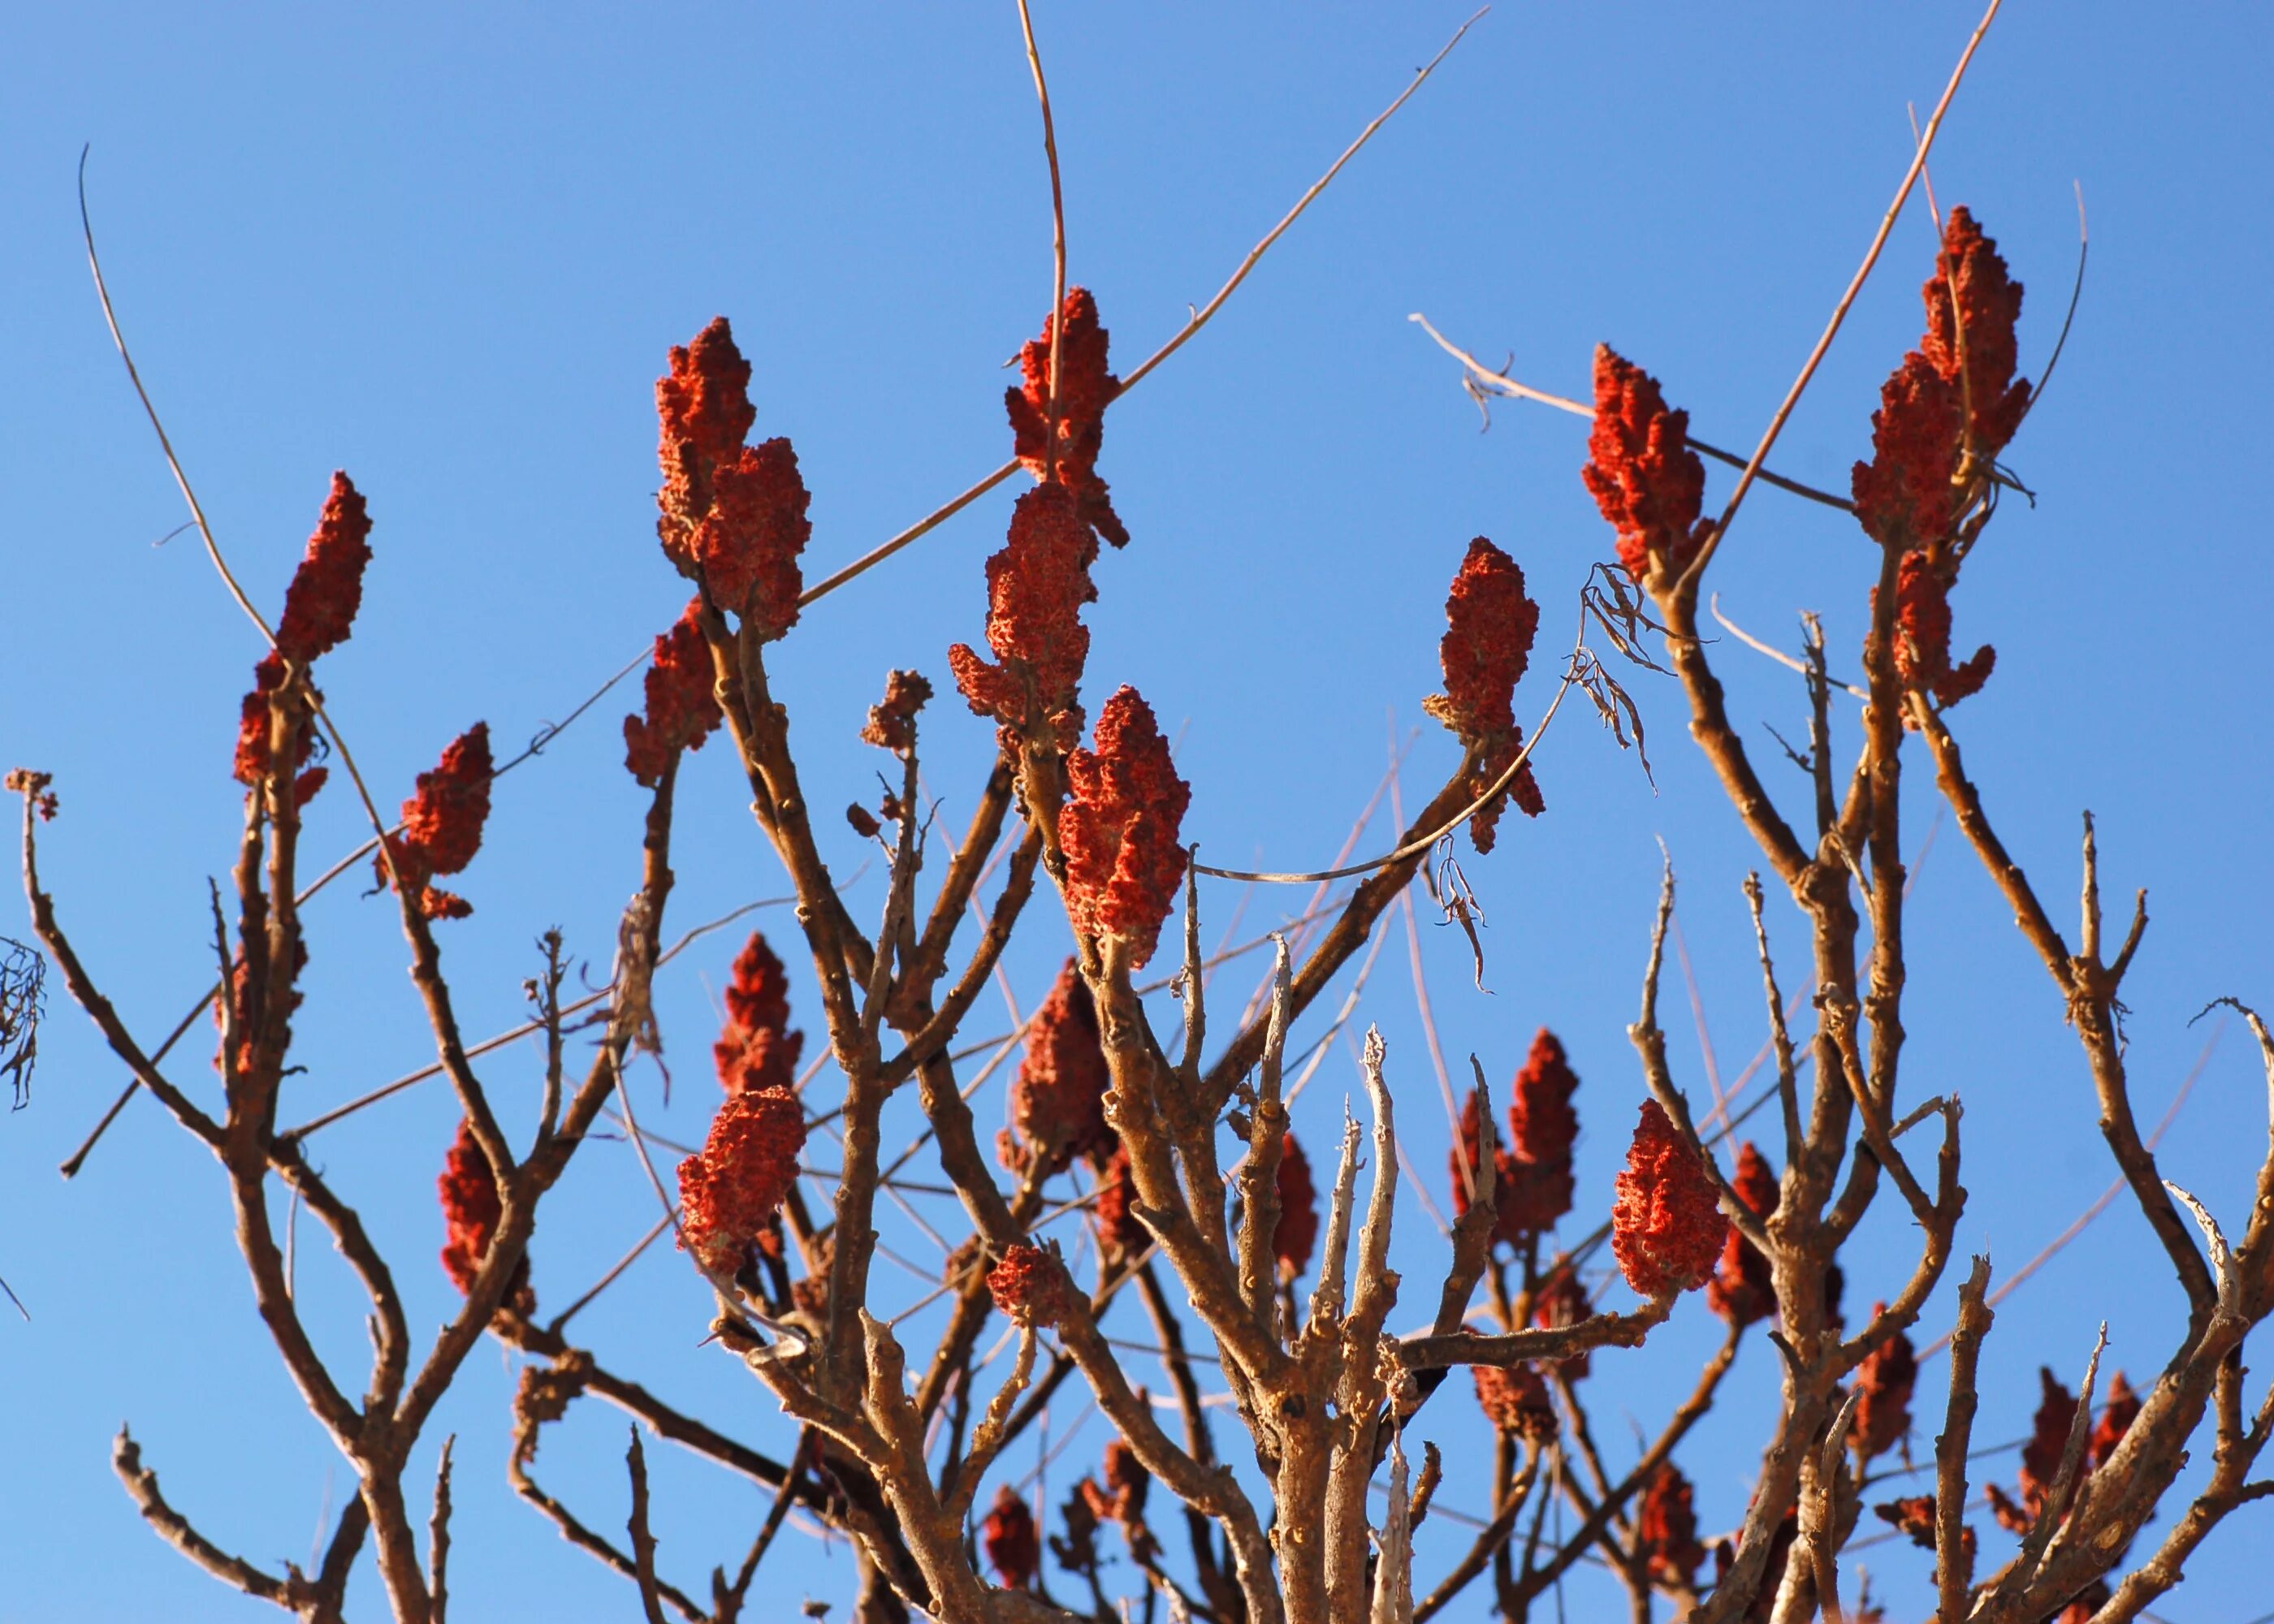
<box><xmin>1474</xmin><ymin>1360</ymin><xmax>1558</xmax><ymax>1443</ymax></box>
<box><xmin>1092</xmin><ymin>1143</ymin><xmax>1150</xmax><ymax>1260</ymax></box>
<box><xmin>949</xmin><ymin>485</ymin><xmax>1098</xmax><ymax>752</ymax></box>
<box><xmin>1706</xmin><ymin>1141</ymin><xmax>1780</xmax><ymax>1327</ymax></box>
<box><xmin>1611</xmin><ymin>1102</ymin><xmax>1727</xmax><ymax>1298</ymax></box>
<box><xmin>378</xmin><ymin>723</ymin><xmax>494</xmax><ymax>920</ymax></box>
<box><xmin>1583</xmin><ymin>348</ymin><xmax>1710</xmax><ymax>587</ymax></box>
<box><xmin>677</xmin><ymin>1086</ymin><xmax>806</xmax><ymax>1276</ymax></box>
<box><xmin>655</xmin><ymin>317</ymin><xmax>810</xmax><ymax>637</ymax></box>
<box><xmin>859</xmin><ymin>669</ymin><xmax>934</xmax><ymax>757</ymax></box>
<box><xmin>714</xmin><ymin>931</ymin><xmax>805</xmax><ymax>1097</ymax></box>
<box><xmin>1450</xmin><ymin>1029</ymin><xmax>1580</xmax><ymax>1244</ymax></box>
<box><xmin>234</xmin><ymin>473</ymin><xmax>375</xmax><ymax>805</ymax></box>
<box><xmin>1005</xmin><ymin>287</ymin><xmax>1126</xmax><ymax>551</ymax></box>
<box><xmin>1003</xmin><ymin>961</ymin><xmax>1113</xmax><ymax>1175</ymax></box>
<box><xmin>982</xmin><ymin>1484</ymin><xmax>1040</xmax><ymax>1588</ymax></box>
<box><xmin>1533</xmin><ymin>1267</ymin><xmax>1594</xmax><ymax>1382</ymax></box>
<box><xmin>623</xmin><ymin>599</ymin><xmax>723</xmax><ymax>787</ymax></box>
<box><xmin>439</xmin><ymin>1119</ymin><xmax>502</xmax><ymax>1294</ymax></box>
<box><xmin>1636</xmin><ymin>1462</ymin><xmax>1706</xmax><ymax>1586</ymax></box>
<box><xmin>1061</xmin><ymin>687</ymin><xmax>1190</xmax><ymax>970</ymax></box>
<box><xmin>1852</xmin><ymin>208</ymin><xmax>2029</xmax><ymax>712</ymax></box>
<box><xmin>1431</xmin><ymin>538</ymin><xmax>1546</xmax><ymax>853</ymax></box>
<box><xmin>987</xmin><ymin>1242</ymin><xmax>1070</xmax><ymax>1326</ymax></box>
<box><xmin>1273</xmin><ymin>1131</ymin><xmax>1319</xmax><ymax>1279</ymax></box>
<box><xmin>1852</xmin><ymin>1305</ymin><xmax>1918</xmax><ymax>1462</ymax></box>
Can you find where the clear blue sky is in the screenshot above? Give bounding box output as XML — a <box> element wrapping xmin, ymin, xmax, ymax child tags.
<box><xmin>5</xmin><ymin>4</ymin><xmax>2272</xmax><ymax>1619</ymax></box>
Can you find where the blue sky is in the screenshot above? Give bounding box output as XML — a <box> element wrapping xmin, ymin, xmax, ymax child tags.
<box><xmin>4</xmin><ymin>3</ymin><xmax>2272</xmax><ymax>1619</ymax></box>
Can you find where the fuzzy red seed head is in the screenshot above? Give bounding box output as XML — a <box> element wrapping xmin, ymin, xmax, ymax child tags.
<box><xmin>1005</xmin><ymin>961</ymin><xmax>1113</xmax><ymax>1176</ymax></box>
<box><xmin>275</xmin><ymin>472</ymin><xmax>374</xmax><ymax>665</ymax></box>
<box><xmin>377</xmin><ymin>724</ymin><xmax>494</xmax><ymax>919</ymax></box>
<box><xmin>1273</xmin><ymin>1131</ymin><xmax>1320</xmax><ymax>1279</ymax></box>
<box><xmin>655</xmin><ymin>318</ymin><xmax>809</xmax><ymax>637</ymax></box>
<box><xmin>1636</xmin><ymin>1462</ymin><xmax>1706</xmax><ymax>1586</ymax></box>
<box><xmin>1923</xmin><ymin>206</ymin><xmax>2030</xmax><ymax>461</ymax></box>
<box><xmin>1533</xmin><ymin>1266</ymin><xmax>1594</xmax><ymax>1381</ymax></box>
<box><xmin>1061</xmin><ymin>687</ymin><xmax>1190</xmax><ymax>970</ymax></box>
<box><xmin>659</xmin><ymin>317</ymin><xmax>758</xmax><ymax>492</ymax></box>
<box><xmin>401</xmin><ymin>724</ymin><xmax>493</xmax><ymax>875</ymax></box>
<box><xmin>2091</xmin><ymin>1371</ymin><xmax>2139</xmax><ymax>1472</ymax></box>
<box><xmin>713</xmin><ymin>931</ymin><xmax>806</xmax><ymax>1097</ymax></box>
<box><xmin>2019</xmin><ymin>1366</ymin><xmax>2079</xmax><ymax>1518</ymax></box>
<box><xmin>982</xmin><ymin>1484</ymin><xmax>1040</xmax><ymax>1588</ymax></box>
<box><xmin>1473</xmin><ymin>1360</ymin><xmax>1558</xmax><ymax>1443</ymax></box>
<box><xmin>1852</xmin><ymin>1307</ymin><xmax>1918</xmax><ymax>1463</ymax></box>
<box><xmin>1432</xmin><ymin>539</ymin><xmax>1547</xmax><ymax>853</ymax></box>
<box><xmin>1887</xmin><ymin>548</ymin><xmax>1996</xmax><ymax>711</ymax></box>
<box><xmin>1707</xmin><ymin>1141</ymin><xmax>1780</xmax><ymax>1328</ymax></box>
<box><xmin>1611</xmin><ymin>1101</ymin><xmax>1727</xmax><ymax>1299</ymax></box>
<box><xmin>623</xmin><ymin>599</ymin><xmax>723</xmax><ymax>788</ymax></box>
<box><xmin>1101</xmin><ymin>1437</ymin><xmax>1149</xmax><ymax>1522</ymax></box>
<box><xmin>233</xmin><ymin>652</ymin><xmax>307</xmax><ymax>790</ymax></box>
<box><xmin>1501</xmin><ymin>1026</ymin><xmax>1580</xmax><ymax>1230</ymax></box>
<box><xmin>987</xmin><ymin>1242</ymin><xmax>1070</xmax><ymax>1326</ymax></box>
<box><xmin>1006</xmin><ymin>287</ymin><xmax>1126</xmax><ymax>551</ymax></box>
<box><xmin>1091</xmin><ymin>1142</ymin><xmax>1152</xmax><ymax>1260</ymax></box>
<box><xmin>438</xmin><ymin>1119</ymin><xmax>502</xmax><ymax>1294</ymax></box>
<box><xmin>1450</xmin><ymin>1086</ymin><xmax>1520</xmax><ymax>1246</ymax></box>
<box><xmin>677</xmin><ymin>1086</ymin><xmax>806</xmax><ymax>1276</ymax></box>
<box><xmin>1583</xmin><ymin>348</ymin><xmax>1710</xmax><ymax>587</ymax></box>
<box><xmin>1438</xmin><ymin>538</ymin><xmax>1541</xmax><ymax>741</ymax></box>
<box><xmin>860</xmin><ymin>668</ymin><xmax>934</xmax><ymax>757</ymax></box>
<box><xmin>949</xmin><ymin>484</ymin><xmax>1097</xmax><ymax>751</ymax></box>
<box><xmin>1853</xmin><ymin>208</ymin><xmax>2030</xmax><ymax>549</ymax></box>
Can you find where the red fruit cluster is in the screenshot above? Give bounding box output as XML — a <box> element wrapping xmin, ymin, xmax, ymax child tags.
<box><xmin>1706</xmin><ymin>1142</ymin><xmax>1780</xmax><ymax>1328</ymax></box>
<box><xmin>1061</xmin><ymin>687</ymin><xmax>1191</xmax><ymax>970</ymax></box>
<box><xmin>1432</xmin><ymin>538</ymin><xmax>1546</xmax><ymax>853</ymax></box>
<box><xmin>987</xmin><ymin>1242</ymin><xmax>1071</xmax><ymax>1326</ymax></box>
<box><xmin>276</xmin><ymin>473</ymin><xmax>375</xmax><ymax>665</ymax></box>
<box><xmin>622</xmin><ymin>599</ymin><xmax>723</xmax><ymax>788</ymax></box>
<box><xmin>1851</xmin><ymin>1306</ymin><xmax>1918</xmax><ymax>1463</ymax></box>
<box><xmin>1611</xmin><ymin>1102</ymin><xmax>1727</xmax><ymax>1299</ymax></box>
<box><xmin>1450</xmin><ymin>1030</ymin><xmax>1580</xmax><ymax>1244</ymax></box>
<box><xmin>2018</xmin><ymin>1366</ymin><xmax>2080</xmax><ymax>1519</ymax></box>
<box><xmin>2092</xmin><ymin>1371</ymin><xmax>2139</xmax><ymax>1471</ymax></box>
<box><xmin>948</xmin><ymin>484</ymin><xmax>1098</xmax><ymax>752</ymax></box>
<box><xmin>982</xmin><ymin>1484</ymin><xmax>1040</xmax><ymax>1589</ymax></box>
<box><xmin>438</xmin><ymin>1119</ymin><xmax>502</xmax><ymax>1294</ymax></box>
<box><xmin>1005</xmin><ymin>287</ymin><xmax>1126</xmax><ymax>550</ymax></box>
<box><xmin>713</xmin><ymin>932</ymin><xmax>806</xmax><ymax>1097</ymax></box>
<box><xmin>677</xmin><ymin>1086</ymin><xmax>807</xmax><ymax>1276</ymax></box>
<box><xmin>1004</xmin><ymin>961</ymin><xmax>1114</xmax><ymax>1175</ymax></box>
<box><xmin>378</xmin><ymin>723</ymin><xmax>494</xmax><ymax>920</ymax></box>
<box><xmin>1092</xmin><ymin>1143</ymin><xmax>1150</xmax><ymax>1259</ymax></box>
<box><xmin>1635</xmin><ymin>1462</ymin><xmax>1707</xmax><ymax>1586</ymax></box>
<box><xmin>1853</xmin><ymin>206</ymin><xmax>2030</xmax><ymax>546</ymax></box>
<box><xmin>1082</xmin><ymin>1438</ymin><xmax>1149</xmax><ymax>1528</ymax></box>
<box><xmin>1583</xmin><ymin>348</ymin><xmax>1710</xmax><ymax>588</ymax></box>
<box><xmin>233</xmin><ymin>473</ymin><xmax>375</xmax><ymax>803</ymax></box>
<box><xmin>1853</xmin><ymin>209</ymin><xmax>2028</xmax><ymax>711</ymax></box>
<box><xmin>1473</xmin><ymin>1360</ymin><xmax>1558</xmax><ymax>1443</ymax></box>
<box><xmin>1533</xmin><ymin>1267</ymin><xmax>1594</xmax><ymax>1381</ymax></box>
<box><xmin>1891</xmin><ymin>546</ymin><xmax>1997</xmax><ymax>708</ymax></box>
<box><xmin>655</xmin><ymin>317</ymin><xmax>811</xmax><ymax>637</ymax></box>
<box><xmin>1273</xmin><ymin>1131</ymin><xmax>1319</xmax><ymax>1279</ymax></box>
<box><xmin>859</xmin><ymin>668</ymin><xmax>934</xmax><ymax>758</ymax></box>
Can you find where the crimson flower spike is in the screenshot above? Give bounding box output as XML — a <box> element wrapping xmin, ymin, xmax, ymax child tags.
<box><xmin>655</xmin><ymin>317</ymin><xmax>811</xmax><ymax>638</ymax></box>
<box><xmin>713</xmin><ymin>931</ymin><xmax>805</xmax><ymax>1097</ymax></box>
<box><xmin>622</xmin><ymin>598</ymin><xmax>723</xmax><ymax>788</ymax></box>
<box><xmin>377</xmin><ymin>723</ymin><xmax>494</xmax><ymax>921</ymax></box>
<box><xmin>1061</xmin><ymin>685</ymin><xmax>1190</xmax><ymax>970</ymax></box>
<box><xmin>677</xmin><ymin>1086</ymin><xmax>807</xmax><ymax>1277</ymax></box>
<box><xmin>1006</xmin><ymin>286</ymin><xmax>1127</xmax><ymax>551</ymax></box>
<box><xmin>1425</xmin><ymin>537</ymin><xmax>1545</xmax><ymax>853</ymax></box>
